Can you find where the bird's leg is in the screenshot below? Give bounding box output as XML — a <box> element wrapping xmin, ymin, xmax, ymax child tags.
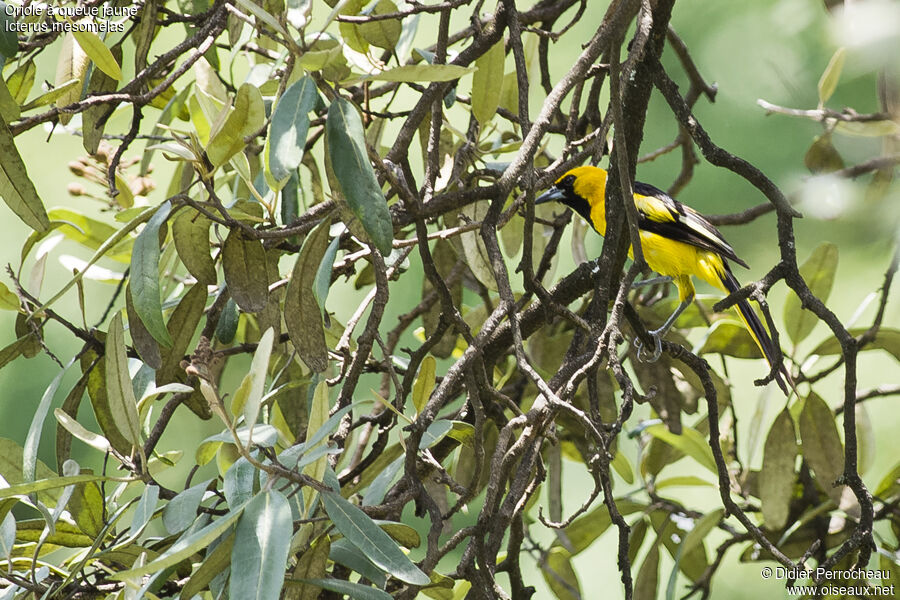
<box><xmin>630</xmin><ymin>275</ymin><xmax>672</xmax><ymax>290</ymax></box>
<box><xmin>635</xmin><ymin>298</ymin><xmax>691</xmax><ymax>362</ymax></box>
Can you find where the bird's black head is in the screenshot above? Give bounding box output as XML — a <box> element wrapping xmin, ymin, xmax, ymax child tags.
<box><xmin>536</xmin><ymin>171</ymin><xmax>592</xmax><ymax>223</ymax></box>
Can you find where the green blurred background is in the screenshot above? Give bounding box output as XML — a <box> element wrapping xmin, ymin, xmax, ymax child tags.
<box><xmin>1</xmin><ymin>0</ymin><xmax>897</xmax><ymax>597</ymax></box>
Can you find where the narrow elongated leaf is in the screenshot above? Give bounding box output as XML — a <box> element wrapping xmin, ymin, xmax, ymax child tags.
<box><xmin>6</xmin><ymin>61</ymin><xmax>36</xmax><ymax>104</ymax></box>
<box><xmin>71</xmin><ymin>29</ymin><xmax>122</xmax><ymax>80</ymax></box>
<box><xmin>680</xmin><ymin>509</ymin><xmax>724</xmax><ymax>556</ymax></box>
<box><xmin>157</xmin><ymin>283</ymin><xmax>208</xmax><ymax>384</ymax></box>
<box><xmin>472</xmin><ymin>40</ymin><xmax>505</xmax><ymax>126</ymax></box>
<box><xmin>812</xmin><ymin>327</ymin><xmax>900</xmax><ymax>361</ymax></box>
<box><xmin>0</xmin><ymin>1</ymin><xmax>17</xmax><ymax>58</ymax></box>
<box><xmin>287</xmin><ymin>537</ymin><xmax>330</xmax><ymax>600</ymax></box>
<box><xmin>230</xmin><ymin>490</ymin><xmax>292</xmax><ymax>600</ymax></box>
<box><xmin>269</xmin><ymin>76</ymin><xmax>319</xmax><ymax>181</ymax></box>
<box><xmin>129</xmin><ymin>484</ymin><xmax>159</xmax><ymax>538</ymax></box>
<box><xmin>817</xmin><ymin>47</ymin><xmax>845</xmax><ymax>105</ymax></box>
<box><xmin>105</xmin><ymin>312</ymin><xmax>142</xmax><ymax>447</ymax></box>
<box><xmin>362</xmin><ymin>64</ymin><xmax>474</xmax><ymax>83</ymax></box>
<box><xmin>172</xmin><ymin>208</ymin><xmax>216</xmax><ymax>284</ymax></box>
<box><xmin>181</xmin><ymin>533</ymin><xmax>234</xmax><ymax>599</ymax></box>
<box><xmin>131</xmin><ymin>201</ymin><xmax>174</xmax><ymax>347</ymax></box>
<box><xmin>783</xmin><ymin>242</ymin><xmax>838</xmax><ymax>345</ymax></box>
<box><xmin>114</xmin><ymin>501</ymin><xmax>249</xmax><ymax>580</ymax></box>
<box><xmin>698</xmin><ymin>321</ymin><xmax>762</xmax><ymax>359</ymax></box>
<box><xmin>314</xmin><ymin>233</ymin><xmax>340</xmax><ymax>308</ymax></box>
<box><xmin>326</xmin><ymin>97</ymin><xmax>393</xmax><ymax>256</ymax></box>
<box><xmin>241</xmin><ymin>327</ymin><xmax>275</xmax><ymax>433</ymax></box>
<box><xmin>53</xmin><ymin>33</ymin><xmax>90</xmax><ymax>123</ymax></box>
<box><xmin>303</xmin><ymin>382</ymin><xmax>330</xmax><ymax>467</ymax></box>
<box><xmin>292</xmin><ymin>578</ymin><xmax>391</xmax><ymax>600</ymax></box>
<box><xmin>357</xmin><ymin>0</ymin><xmax>401</xmax><ymax>50</ymax></box>
<box><xmin>798</xmin><ymin>392</ymin><xmax>844</xmax><ymax>503</ymax></box>
<box><xmin>540</xmin><ymin>546</ymin><xmax>581</xmax><ymax>600</ymax></box>
<box><xmin>412</xmin><ymin>356</ymin><xmax>436</xmax><ymax>415</ymax></box>
<box><xmin>644</xmin><ymin>424</ymin><xmax>717</xmax><ymax>474</ymax></box>
<box><xmin>320</xmin><ymin>490</ymin><xmax>430</xmax><ymax>585</ymax></box>
<box><xmin>0</xmin><ymin>113</ymin><xmax>50</xmax><ymax>232</ymax></box>
<box><xmin>759</xmin><ymin>409</ymin><xmax>798</xmax><ymax>529</ymax></box>
<box><xmin>208</xmin><ymin>83</ymin><xmax>265</xmax><ymax>167</ymax></box>
<box><xmin>0</xmin><ymin>474</ymin><xmax>114</xmax><ymax>500</ymax></box>
<box><xmin>24</xmin><ymin>359</ymin><xmax>75</xmax><ymax>485</ymax></box>
<box><xmin>222</xmin><ymin>229</ymin><xmax>268</xmax><ymax>312</ymax></box>
<box><xmin>633</xmin><ymin>543</ymin><xmax>660</xmax><ymax>600</ymax></box>
<box><xmin>285</xmin><ymin>220</ymin><xmax>330</xmax><ymax>372</ymax></box>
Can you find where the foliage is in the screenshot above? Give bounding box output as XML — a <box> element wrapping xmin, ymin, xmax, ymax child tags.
<box><xmin>0</xmin><ymin>0</ymin><xmax>899</xmax><ymax>599</ymax></box>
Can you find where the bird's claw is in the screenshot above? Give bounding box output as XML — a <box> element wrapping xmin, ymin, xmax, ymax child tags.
<box><xmin>635</xmin><ymin>331</ymin><xmax>663</xmax><ymax>362</ymax></box>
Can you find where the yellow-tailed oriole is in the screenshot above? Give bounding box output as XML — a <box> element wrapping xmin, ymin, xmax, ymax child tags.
<box><xmin>536</xmin><ymin>165</ymin><xmax>790</xmax><ymax>393</ymax></box>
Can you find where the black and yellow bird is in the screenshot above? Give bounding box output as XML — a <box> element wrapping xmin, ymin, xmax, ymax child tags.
<box><xmin>536</xmin><ymin>165</ymin><xmax>791</xmax><ymax>394</ymax></box>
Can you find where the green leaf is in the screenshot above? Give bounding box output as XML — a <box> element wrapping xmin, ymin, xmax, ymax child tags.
<box><xmin>181</xmin><ymin>532</ymin><xmax>235</xmax><ymax>599</ymax></box>
<box><xmin>207</xmin><ymin>83</ymin><xmax>265</xmax><ymax>167</ymax></box>
<box><xmin>329</xmin><ymin>537</ymin><xmax>386</xmax><ymax>588</ymax></box>
<box><xmin>157</xmin><ymin>283</ymin><xmax>208</xmax><ymax>384</ymax></box>
<box><xmin>239</xmin><ymin>327</ymin><xmax>275</xmax><ymax>433</ymax></box>
<box><xmin>216</xmin><ymin>297</ymin><xmax>239</xmax><ymax>344</ymax></box>
<box><xmin>113</xmin><ymin>500</ymin><xmax>249</xmax><ymax>580</ymax></box>
<box><xmin>361</xmin><ymin>64</ymin><xmax>475</xmax><ymax>83</ymax></box>
<box><xmin>0</xmin><ymin>76</ymin><xmax>20</xmax><ymax>121</ymax></box>
<box><xmin>320</xmin><ymin>490</ymin><xmax>430</xmax><ymax>585</ymax></box>
<box><xmin>222</xmin><ymin>229</ymin><xmax>268</xmax><ymax>313</ymax></box>
<box><xmin>287</xmin><ymin>536</ymin><xmax>330</xmax><ymax>600</ymax></box>
<box><xmin>0</xmin><ymin>1</ymin><xmax>17</xmax><ymax>58</ymax></box>
<box><xmin>6</xmin><ymin>60</ymin><xmax>36</xmax><ymax>105</ymax></box>
<box><xmin>804</xmin><ymin>134</ymin><xmax>844</xmax><ymax>174</ymax></box>
<box><xmin>834</xmin><ymin>119</ymin><xmax>900</xmax><ymax>137</ymax></box>
<box><xmin>817</xmin><ymin>47</ymin><xmax>845</xmax><ymax>105</ymax></box>
<box><xmin>610</xmin><ymin>450</ymin><xmax>634</xmax><ymax>484</ymax></box>
<box><xmin>357</xmin><ymin>0</ymin><xmax>401</xmax><ymax>50</ymax></box>
<box><xmin>172</xmin><ymin>208</ymin><xmax>216</xmax><ymax>284</ymax></box>
<box><xmin>69</xmin><ymin>480</ymin><xmax>104</xmax><ymax>537</ymax></box>
<box><xmin>71</xmin><ymin>28</ymin><xmax>122</xmax><ymax>80</ymax></box>
<box><xmin>81</xmin><ymin>44</ymin><xmax>121</xmax><ymax>155</ymax></box>
<box><xmin>680</xmin><ymin>508</ymin><xmax>723</xmax><ymax>556</ymax></box>
<box><xmin>811</xmin><ymin>327</ymin><xmax>900</xmax><ymax>361</ymax></box>
<box><xmin>472</xmin><ymin>39</ymin><xmax>505</xmax><ymax>127</ymax></box>
<box><xmin>326</xmin><ymin>97</ymin><xmax>394</xmax><ymax>256</ymax></box>
<box><xmin>758</xmin><ymin>409</ymin><xmax>798</xmax><ymax>529</ymax></box>
<box><xmin>697</xmin><ymin>320</ymin><xmax>762</xmax><ymax>359</ymax></box>
<box><xmin>645</xmin><ymin>424</ymin><xmax>717</xmax><ymax>474</ymax></box>
<box><xmin>540</xmin><ymin>546</ymin><xmax>581</xmax><ymax>600</ymax></box>
<box><xmin>128</xmin><ymin>484</ymin><xmax>159</xmax><ymax>538</ymax></box>
<box><xmin>162</xmin><ymin>480</ymin><xmax>210</xmax><ymax>535</ymax></box>
<box><xmin>291</xmin><ymin>578</ymin><xmax>391</xmax><ymax>600</ymax></box>
<box><xmin>653</xmin><ymin>476</ymin><xmax>714</xmax><ymax>489</ymax></box>
<box><xmin>412</xmin><ymin>356</ymin><xmax>436</xmax><ymax>415</ymax></box>
<box><xmin>633</xmin><ymin>542</ymin><xmax>660</xmax><ymax>600</ymax></box>
<box><xmin>783</xmin><ymin>242</ymin><xmax>838</xmax><ymax>345</ymax></box>
<box><xmin>315</xmin><ymin>232</ymin><xmax>340</xmax><ymax>308</ymax></box>
<box><xmin>285</xmin><ymin>219</ymin><xmax>330</xmax><ymax>372</ymax></box>
<box><xmin>105</xmin><ymin>312</ymin><xmax>143</xmax><ymax>448</ymax></box>
<box><xmin>0</xmin><ymin>113</ymin><xmax>50</xmax><ymax>232</ymax></box>
<box><xmin>0</xmin><ymin>473</ymin><xmax>113</xmax><ymax>500</ymax></box>
<box><xmin>269</xmin><ymin>76</ymin><xmax>319</xmax><ymax>182</ymax></box>
<box><xmin>230</xmin><ymin>490</ymin><xmax>293</xmax><ymax>600</ymax></box>
<box><xmin>131</xmin><ymin>200</ymin><xmax>174</xmax><ymax>347</ymax></box>
<box><xmin>302</xmin><ymin>382</ymin><xmax>331</xmax><ymax>475</ymax></box>
<box><xmin>798</xmin><ymin>392</ymin><xmax>844</xmax><ymax>504</ymax></box>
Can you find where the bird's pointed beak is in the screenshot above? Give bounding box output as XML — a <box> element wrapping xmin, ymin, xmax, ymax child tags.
<box><xmin>536</xmin><ymin>186</ymin><xmax>564</xmax><ymax>205</ymax></box>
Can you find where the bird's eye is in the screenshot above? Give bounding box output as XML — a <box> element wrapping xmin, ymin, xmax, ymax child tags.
<box><xmin>563</xmin><ymin>175</ymin><xmax>576</xmax><ymax>187</ymax></box>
